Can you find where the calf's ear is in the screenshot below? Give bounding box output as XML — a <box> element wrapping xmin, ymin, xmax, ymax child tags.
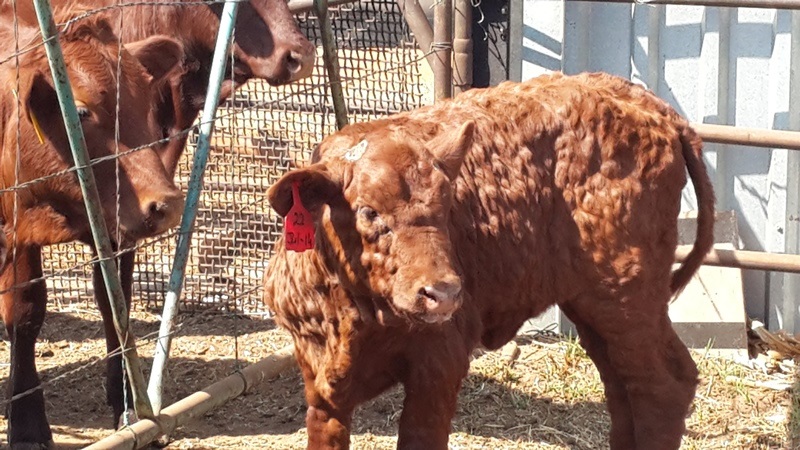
<box><xmin>429</xmin><ymin>120</ymin><xmax>475</xmax><ymax>180</ymax></box>
<box><xmin>267</xmin><ymin>163</ymin><xmax>340</xmax><ymax>218</ymax></box>
<box><xmin>127</xmin><ymin>35</ymin><xmax>184</xmax><ymax>83</ymax></box>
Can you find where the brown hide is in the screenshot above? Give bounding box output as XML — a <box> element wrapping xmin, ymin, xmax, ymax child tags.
<box><xmin>263</xmin><ymin>72</ymin><xmax>716</xmax><ymax>450</ymax></box>
<box><xmin>0</xmin><ymin>14</ymin><xmax>184</xmax><ymax>248</ymax></box>
<box><xmin>4</xmin><ymin>0</ymin><xmax>316</xmax><ymax>177</ymax></box>
<box><xmin>0</xmin><ymin>11</ymin><xmax>185</xmax><ymax>447</ymax></box>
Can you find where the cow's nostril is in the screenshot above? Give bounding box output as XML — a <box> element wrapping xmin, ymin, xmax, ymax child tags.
<box><xmin>144</xmin><ymin>201</ymin><xmax>169</xmax><ymax>228</ymax></box>
<box><xmin>286</xmin><ymin>51</ymin><xmax>303</xmax><ymax>74</ymax></box>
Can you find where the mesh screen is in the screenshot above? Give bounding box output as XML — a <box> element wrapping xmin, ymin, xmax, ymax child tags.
<box><xmin>40</xmin><ymin>0</ymin><xmax>433</xmax><ymax>316</ymax></box>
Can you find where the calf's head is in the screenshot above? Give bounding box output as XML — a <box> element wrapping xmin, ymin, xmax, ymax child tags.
<box><xmin>0</xmin><ymin>17</ymin><xmax>185</xmax><ymax>247</ymax></box>
<box><xmin>268</xmin><ymin>121</ymin><xmax>476</xmax><ymax>324</ymax></box>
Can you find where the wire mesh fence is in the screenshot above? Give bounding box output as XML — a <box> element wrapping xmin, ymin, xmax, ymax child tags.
<box><xmin>39</xmin><ymin>0</ymin><xmax>434</xmax><ymax>317</ymax></box>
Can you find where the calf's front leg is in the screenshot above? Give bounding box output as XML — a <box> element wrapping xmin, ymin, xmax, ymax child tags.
<box><xmin>397</xmin><ymin>370</ymin><xmax>461</xmax><ymax>450</ymax></box>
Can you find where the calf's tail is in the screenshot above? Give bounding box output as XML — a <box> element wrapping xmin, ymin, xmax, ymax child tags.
<box><xmin>670</xmin><ymin>125</ymin><xmax>716</xmax><ymax>296</ymax></box>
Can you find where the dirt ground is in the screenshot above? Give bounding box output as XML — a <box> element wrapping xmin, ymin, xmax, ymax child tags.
<box><xmin>0</xmin><ymin>308</ymin><xmax>795</xmax><ymax>450</ymax></box>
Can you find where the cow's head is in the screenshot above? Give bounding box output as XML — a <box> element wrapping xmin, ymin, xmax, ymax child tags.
<box><xmin>0</xmin><ymin>16</ymin><xmax>185</xmax><ymax>247</ymax></box>
<box><xmin>201</xmin><ymin>0</ymin><xmax>315</xmax><ymax>87</ymax></box>
<box><xmin>268</xmin><ymin>121</ymin><xmax>476</xmax><ymax>324</ymax></box>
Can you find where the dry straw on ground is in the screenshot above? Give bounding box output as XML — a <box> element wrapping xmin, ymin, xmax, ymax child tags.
<box><xmin>1</xmin><ymin>310</ymin><xmax>795</xmax><ymax>449</ymax></box>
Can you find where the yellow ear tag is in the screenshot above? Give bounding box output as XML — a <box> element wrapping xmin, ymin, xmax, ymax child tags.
<box><xmin>29</xmin><ymin>110</ymin><xmax>45</xmax><ymax>145</ymax></box>
<box><xmin>11</xmin><ymin>88</ymin><xmax>45</xmax><ymax>145</ymax></box>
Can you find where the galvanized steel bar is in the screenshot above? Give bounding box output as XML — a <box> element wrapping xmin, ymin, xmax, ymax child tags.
<box><xmin>32</xmin><ymin>0</ymin><xmax>153</xmax><ymax>419</ymax></box>
<box><xmin>147</xmin><ymin>0</ymin><xmax>240</xmax><ymax>415</ymax></box>
<box><xmin>579</xmin><ymin>0</ymin><xmax>800</xmax><ymax>9</ymax></box>
<box><xmin>433</xmin><ymin>0</ymin><xmax>453</xmax><ymax>100</ymax></box>
<box><xmin>315</xmin><ymin>0</ymin><xmax>349</xmax><ymax>130</ymax></box>
<box><xmin>780</xmin><ymin>10</ymin><xmax>800</xmax><ymax>332</ymax></box>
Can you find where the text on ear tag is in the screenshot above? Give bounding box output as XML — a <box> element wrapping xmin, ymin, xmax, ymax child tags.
<box><xmin>285</xmin><ymin>180</ymin><xmax>315</xmax><ymax>252</ymax></box>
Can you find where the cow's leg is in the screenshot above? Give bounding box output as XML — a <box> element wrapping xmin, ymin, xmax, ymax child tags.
<box><xmin>561</xmin><ymin>302</ymin><xmax>635</xmax><ymax>449</ymax></box>
<box><xmin>92</xmin><ymin>250</ymin><xmax>136</xmax><ymax>429</ymax></box>
<box><xmin>296</xmin><ymin>353</ymin><xmax>354</xmax><ymax>450</ymax></box>
<box><xmin>303</xmin><ymin>386</ymin><xmax>353</xmax><ymax>449</ymax></box>
<box><xmin>1</xmin><ymin>246</ymin><xmax>53</xmax><ymax>448</ymax></box>
<box><xmin>304</xmin><ymin>401</ymin><xmax>353</xmax><ymax>450</ymax></box>
<box><xmin>569</xmin><ymin>288</ymin><xmax>698</xmax><ymax>450</ymax></box>
<box><xmin>396</xmin><ymin>367</ymin><xmax>461</xmax><ymax>450</ymax></box>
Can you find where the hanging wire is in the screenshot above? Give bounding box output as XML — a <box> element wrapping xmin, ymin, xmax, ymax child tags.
<box><xmin>229</xmin><ymin>23</ymin><xmax>242</xmax><ymax>372</ymax></box>
<box><xmin>112</xmin><ymin>0</ymin><xmax>132</xmax><ymax>426</ymax></box>
<box><xmin>8</xmin><ymin>0</ymin><xmax>23</xmax><ymax>440</ymax></box>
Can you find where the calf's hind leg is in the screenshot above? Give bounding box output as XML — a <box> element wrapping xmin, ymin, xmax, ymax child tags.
<box><xmin>571</xmin><ymin>289</ymin><xmax>698</xmax><ymax>450</ymax></box>
<box><xmin>561</xmin><ymin>302</ymin><xmax>635</xmax><ymax>449</ymax></box>
<box><xmin>1</xmin><ymin>246</ymin><xmax>53</xmax><ymax>448</ymax></box>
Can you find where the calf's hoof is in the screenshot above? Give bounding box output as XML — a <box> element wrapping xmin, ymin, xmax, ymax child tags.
<box><xmin>10</xmin><ymin>440</ymin><xmax>55</xmax><ymax>450</ymax></box>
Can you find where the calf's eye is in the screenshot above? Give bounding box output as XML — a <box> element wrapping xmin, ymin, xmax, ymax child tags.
<box><xmin>359</xmin><ymin>206</ymin><xmax>379</xmax><ymax>222</ymax></box>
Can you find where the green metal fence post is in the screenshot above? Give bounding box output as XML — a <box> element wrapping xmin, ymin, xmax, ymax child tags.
<box><xmin>147</xmin><ymin>0</ymin><xmax>240</xmax><ymax>415</ymax></box>
<box><xmin>32</xmin><ymin>0</ymin><xmax>153</xmax><ymax>420</ymax></box>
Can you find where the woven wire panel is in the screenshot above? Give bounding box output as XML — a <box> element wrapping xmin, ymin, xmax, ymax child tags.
<box><xmin>42</xmin><ymin>0</ymin><xmax>432</xmax><ymax>315</ymax></box>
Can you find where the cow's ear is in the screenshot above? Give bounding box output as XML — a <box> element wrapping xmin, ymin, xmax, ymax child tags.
<box><xmin>127</xmin><ymin>35</ymin><xmax>184</xmax><ymax>83</ymax></box>
<box><xmin>267</xmin><ymin>163</ymin><xmax>340</xmax><ymax>218</ymax></box>
<box><xmin>429</xmin><ymin>120</ymin><xmax>475</xmax><ymax>180</ymax></box>
<box><xmin>23</xmin><ymin>71</ymin><xmax>63</xmax><ymax>145</ymax></box>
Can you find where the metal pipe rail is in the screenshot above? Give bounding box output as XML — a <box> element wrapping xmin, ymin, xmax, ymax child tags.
<box><xmin>433</xmin><ymin>0</ymin><xmax>453</xmax><ymax>100</ymax></box>
<box><xmin>315</xmin><ymin>0</ymin><xmax>350</xmax><ymax>129</ymax></box>
<box><xmin>581</xmin><ymin>0</ymin><xmax>800</xmax><ymax>9</ymax></box>
<box><xmin>147</xmin><ymin>0</ymin><xmax>240</xmax><ymax>416</ymax></box>
<box><xmin>692</xmin><ymin>123</ymin><xmax>800</xmax><ymax>150</ymax></box>
<box><xmin>675</xmin><ymin>246</ymin><xmax>800</xmax><ymax>273</ymax></box>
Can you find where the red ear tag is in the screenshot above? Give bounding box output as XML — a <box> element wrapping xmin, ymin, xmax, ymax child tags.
<box><xmin>285</xmin><ymin>180</ymin><xmax>315</xmax><ymax>252</ymax></box>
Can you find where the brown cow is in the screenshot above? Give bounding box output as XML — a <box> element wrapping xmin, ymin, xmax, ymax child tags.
<box><xmin>5</xmin><ymin>0</ymin><xmax>316</xmax><ymax>428</ymax></box>
<box><xmin>263</xmin><ymin>72</ymin><xmax>716</xmax><ymax>450</ymax></box>
<box><xmin>0</xmin><ymin>13</ymin><xmax>185</xmax><ymax>448</ymax></box>
<box><xmin>9</xmin><ymin>0</ymin><xmax>317</xmax><ymax>177</ymax></box>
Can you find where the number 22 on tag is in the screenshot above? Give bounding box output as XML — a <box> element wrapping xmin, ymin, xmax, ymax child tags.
<box><xmin>285</xmin><ymin>181</ymin><xmax>315</xmax><ymax>252</ymax></box>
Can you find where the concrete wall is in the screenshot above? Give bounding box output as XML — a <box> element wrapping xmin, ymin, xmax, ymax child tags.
<box><xmin>518</xmin><ymin>1</ymin><xmax>800</xmax><ymax>332</ymax></box>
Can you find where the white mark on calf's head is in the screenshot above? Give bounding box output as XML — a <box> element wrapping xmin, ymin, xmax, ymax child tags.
<box><xmin>342</xmin><ymin>140</ymin><xmax>369</xmax><ymax>162</ymax></box>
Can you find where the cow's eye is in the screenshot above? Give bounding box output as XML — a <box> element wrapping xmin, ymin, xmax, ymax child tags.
<box><xmin>359</xmin><ymin>206</ymin><xmax>379</xmax><ymax>222</ymax></box>
<box><xmin>75</xmin><ymin>101</ymin><xmax>91</xmax><ymax>120</ymax></box>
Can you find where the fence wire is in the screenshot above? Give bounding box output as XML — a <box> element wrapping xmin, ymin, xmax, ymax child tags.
<box><xmin>37</xmin><ymin>0</ymin><xmax>433</xmax><ymax>317</ymax></box>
